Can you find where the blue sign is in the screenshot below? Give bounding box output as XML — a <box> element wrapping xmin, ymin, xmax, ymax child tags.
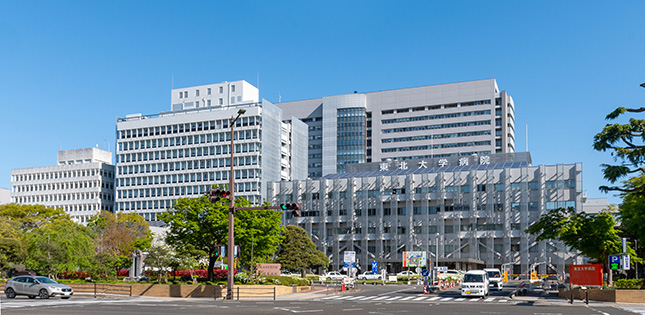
<box><xmin>344</xmin><ymin>262</ymin><xmax>356</xmax><ymax>268</ymax></box>
<box><xmin>421</xmin><ymin>269</ymin><xmax>430</xmax><ymax>277</ymax></box>
<box><xmin>609</xmin><ymin>255</ymin><xmax>621</xmax><ymax>270</ymax></box>
<box><xmin>372</xmin><ymin>261</ymin><xmax>378</xmax><ymax>273</ymax></box>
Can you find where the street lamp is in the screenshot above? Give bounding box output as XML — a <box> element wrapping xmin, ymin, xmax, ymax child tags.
<box><xmin>435</xmin><ymin>232</ymin><xmax>439</xmax><ymax>283</ymax></box>
<box><xmin>226</xmin><ymin>108</ymin><xmax>245</xmax><ymax>300</ymax></box>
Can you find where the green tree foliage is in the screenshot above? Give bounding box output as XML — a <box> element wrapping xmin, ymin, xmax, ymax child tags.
<box><xmin>0</xmin><ymin>238</ymin><xmax>25</xmax><ymax>269</ymax></box>
<box><xmin>526</xmin><ymin>207</ymin><xmax>639</xmax><ymax>273</ymax></box>
<box><xmin>275</xmin><ymin>225</ymin><xmax>329</xmax><ymax>277</ymax></box>
<box><xmin>0</xmin><ymin>203</ymin><xmax>67</xmax><ymax>233</ymax></box>
<box><xmin>145</xmin><ymin>243</ymin><xmax>173</xmax><ymax>283</ymax></box>
<box><xmin>235</xmin><ymin>203</ymin><xmax>284</xmax><ymax>269</ymax></box>
<box><xmin>24</xmin><ymin>218</ymin><xmax>94</xmax><ymax>278</ymax></box>
<box><xmin>159</xmin><ymin>195</ymin><xmax>229</xmax><ymax>281</ymax></box>
<box><xmin>617</xmin><ymin>176</ymin><xmax>645</xmax><ymax>256</ymax></box>
<box><xmin>87</xmin><ymin>211</ymin><xmax>152</xmax><ymax>279</ymax></box>
<box><xmin>593</xmin><ymin>96</ymin><xmax>645</xmax><ymax>193</ymax></box>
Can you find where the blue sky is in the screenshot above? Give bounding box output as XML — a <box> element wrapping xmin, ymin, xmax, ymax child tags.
<box><xmin>1</xmin><ymin>1</ymin><xmax>644</xmax><ymax>204</ymax></box>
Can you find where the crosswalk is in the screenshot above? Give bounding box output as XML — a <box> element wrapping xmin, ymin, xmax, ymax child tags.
<box><xmin>320</xmin><ymin>295</ymin><xmax>512</xmax><ymax>304</ymax></box>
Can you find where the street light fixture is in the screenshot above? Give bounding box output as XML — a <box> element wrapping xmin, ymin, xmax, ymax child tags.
<box><xmin>226</xmin><ymin>108</ymin><xmax>245</xmax><ymax>300</ymax></box>
<box><xmin>435</xmin><ymin>232</ymin><xmax>439</xmax><ymax>283</ymax></box>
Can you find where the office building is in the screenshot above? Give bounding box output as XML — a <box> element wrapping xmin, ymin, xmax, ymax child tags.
<box><xmin>115</xmin><ymin>80</ymin><xmax>307</xmax><ymax>221</ymax></box>
<box><xmin>10</xmin><ymin>148</ymin><xmax>115</xmax><ymax>223</ymax></box>
<box><xmin>267</xmin><ymin>152</ymin><xmax>583</xmax><ymax>274</ymax></box>
<box><xmin>275</xmin><ymin>79</ymin><xmax>515</xmax><ymax>178</ymax></box>
<box><xmin>0</xmin><ymin>188</ymin><xmax>10</xmax><ymax>205</ymax></box>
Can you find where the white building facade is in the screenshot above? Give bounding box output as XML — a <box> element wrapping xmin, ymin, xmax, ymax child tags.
<box><xmin>10</xmin><ymin>148</ymin><xmax>115</xmax><ymax>223</ymax></box>
<box><xmin>275</xmin><ymin>79</ymin><xmax>515</xmax><ymax>179</ymax></box>
<box><xmin>267</xmin><ymin>153</ymin><xmax>583</xmax><ymax>275</ymax></box>
<box><xmin>115</xmin><ymin>80</ymin><xmax>307</xmax><ymax>221</ymax></box>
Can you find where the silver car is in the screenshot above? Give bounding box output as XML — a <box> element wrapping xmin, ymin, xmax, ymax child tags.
<box><xmin>4</xmin><ymin>276</ymin><xmax>73</xmax><ymax>299</ymax></box>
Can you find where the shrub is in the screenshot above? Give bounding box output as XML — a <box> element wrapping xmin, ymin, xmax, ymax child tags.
<box><xmin>615</xmin><ymin>279</ymin><xmax>644</xmax><ymax>289</ymax></box>
<box><xmin>234</xmin><ymin>272</ymin><xmax>249</xmax><ymax>284</ymax></box>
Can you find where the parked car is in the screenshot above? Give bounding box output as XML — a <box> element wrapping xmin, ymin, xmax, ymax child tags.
<box><xmin>396</xmin><ymin>271</ymin><xmax>418</xmax><ymax>277</ymax></box>
<box><xmin>439</xmin><ymin>269</ymin><xmax>464</xmax><ymax>279</ymax></box>
<box><xmin>484</xmin><ymin>268</ymin><xmax>503</xmax><ymax>290</ymax></box>
<box><xmin>461</xmin><ymin>270</ymin><xmax>489</xmax><ymax>297</ymax></box>
<box><xmin>4</xmin><ymin>275</ymin><xmax>73</xmax><ymax>299</ymax></box>
<box><xmin>543</xmin><ymin>275</ymin><xmax>561</xmax><ymax>290</ymax></box>
<box><xmin>323</xmin><ymin>271</ymin><xmax>347</xmax><ymax>281</ymax></box>
<box><xmin>357</xmin><ymin>271</ymin><xmax>383</xmax><ymax>280</ymax></box>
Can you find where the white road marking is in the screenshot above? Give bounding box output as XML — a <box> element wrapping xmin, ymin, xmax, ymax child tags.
<box><xmin>428</xmin><ymin>296</ymin><xmax>441</xmax><ymax>301</ymax></box>
<box><xmin>484</xmin><ymin>297</ymin><xmax>495</xmax><ymax>302</ymax></box>
<box><xmin>384</xmin><ymin>296</ymin><xmax>401</xmax><ymax>301</ymax></box>
<box><xmin>357</xmin><ymin>296</ymin><xmax>376</xmax><ymax>300</ymax></box>
<box><xmin>412</xmin><ymin>296</ymin><xmax>428</xmax><ymax>301</ymax></box>
<box><xmin>372</xmin><ymin>296</ymin><xmax>389</xmax><ymax>301</ymax></box>
<box><xmin>441</xmin><ymin>297</ymin><xmax>454</xmax><ymax>301</ymax></box>
<box><xmin>455</xmin><ymin>298</ymin><xmax>466</xmax><ymax>301</ymax></box>
<box><xmin>399</xmin><ymin>296</ymin><xmax>415</xmax><ymax>301</ymax></box>
<box><xmin>497</xmin><ymin>299</ymin><xmax>507</xmax><ymax>303</ymax></box>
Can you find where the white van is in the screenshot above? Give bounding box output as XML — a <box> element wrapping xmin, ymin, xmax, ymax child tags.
<box><xmin>484</xmin><ymin>268</ymin><xmax>503</xmax><ymax>290</ymax></box>
<box><xmin>461</xmin><ymin>270</ymin><xmax>489</xmax><ymax>297</ymax></box>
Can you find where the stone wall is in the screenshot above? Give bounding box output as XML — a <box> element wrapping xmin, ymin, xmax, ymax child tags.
<box><xmin>1</xmin><ymin>282</ymin><xmax>310</xmax><ymax>299</ymax></box>
<box><xmin>559</xmin><ymin>288</ymin><xmax>645</xmax><ymax>303</ymax></box>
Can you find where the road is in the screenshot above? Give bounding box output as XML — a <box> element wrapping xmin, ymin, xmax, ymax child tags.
<box><xmin>1</xmin><ymin>281</ymin><xmax>643</xmax><ymax>315</ymax></box>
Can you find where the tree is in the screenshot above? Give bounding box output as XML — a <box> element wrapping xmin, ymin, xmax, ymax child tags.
<box><xmin>159</xmin><ymin>195</ymin><xmax>229</xmax><ymax>281</ymax></box>
<box><xmin>0</xmin><ymin>238</ymin><xmax>25</xmax><ymax>269</ymax></box>
<box><xmin>593</xmin><ymin>84</ymin><xmax>645</xmax><ymax>193</ymax></box>
<box><xmin>0</xmin><ymin>203</ymin><xmax>67</xmax><ymax>232</ymax></box>
<box><xmin>24</xmin><ymin>218</ymin><xmax>94</xmax><ymax>278</ymax></box>
<box><xmin>616</xmin><ymin>176</ymin><xmax>645</xmax><ymax>256</ymax></box>
<box><xmin>526</xmin><ymin>207</ymin><xmax>639</xmax><ymax>276</ymax></box>
<box><xmin>235</xmin><ymin>204</ymin><xmax>284</xmax><ymax>270</ymax></box>
<box><xmin>275</xmin><ymin>225</ymin><xmax>329</xmax><ymax>277</ymax></box>
<box><xmin>87</xmin><ymin>211</ymin><xmax>152</xmax><ymax>279</ymax></box>
<box><xmin>145</xmin><ymin>243</ymin><xmax>173</xmax><ymax>283</ymax></box>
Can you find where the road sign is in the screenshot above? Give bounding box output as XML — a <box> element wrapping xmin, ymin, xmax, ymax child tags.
<box><xmin>421</xmin><ymin>269</ymin><xmax>430</xmax><ymax>277</ymax></box>
<box><xmin>402</xmin><ymin>251</ymin><xmax>427</xmax><ymax>267</ymax></box>
<box><xmin>623</xmin><ymin>255</ymin><xmax>631</xmax><ymax>270</ymax></box>
<box><xmin>609</xmin><ymin>255</ymin><xmax>621</xmax><ymax>270</ymax></box>
<box><xmin>372</xmin><ymin>261</ymin><xmax>378</xmax><ymax>273</ymax></box>
<box><xmin>570</xmin><ymin>264</ymin><xmax>603</xmax><ymax>286</ymax></box>
<box><xmin>434</xmin><ymin>266</ymin><xmax>448</xmax><ymax>272</ymax></box>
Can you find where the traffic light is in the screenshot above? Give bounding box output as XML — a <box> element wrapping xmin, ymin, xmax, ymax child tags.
<box><xmin>209</xmin><ymin>189</ymin><xmax>231</xmax><ymax>203</ymax></box>
<box><xmin>280</xmin><ymin>203</ymin><xmax>303</xmax><ymax>217</ymax></box>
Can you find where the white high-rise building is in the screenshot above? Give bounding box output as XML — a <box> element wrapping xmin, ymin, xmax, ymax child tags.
<box><xmin>275</xmin><ymin>79</ymin><xmax>515</xmax><ymax>178</ymax></box>
<box><xmin>10</xmin><ymin>148</ymin><xmax>115</xmax><ymax>224</ymax></box>
<box><xmin>115</xmin><ymin>80</ymin><xmax>307</xmax><ymax>221</ymax></box>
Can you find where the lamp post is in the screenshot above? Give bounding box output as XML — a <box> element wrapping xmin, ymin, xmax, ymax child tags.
<box><xmin>435</xmin><ymin>232</ymin><xmax>439</xmax><ymax>283</ymax></box>
<box><xmin>226</xmin><ymin>108</ymin><xmax>245</xmax><ymax>300</ymax></box>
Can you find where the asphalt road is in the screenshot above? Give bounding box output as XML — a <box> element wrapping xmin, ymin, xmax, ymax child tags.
<box><xmin>1</xmin><ymin>282</ymin><xmax>643</xmax><ymax>315</ymax></box>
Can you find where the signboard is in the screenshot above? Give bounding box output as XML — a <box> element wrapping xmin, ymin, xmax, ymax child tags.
<box><xmin>434</xmin><ymin>266</ymin><xmax>448</xmax><ymax>272</ymax></box>
<box><xmin>371</xmin><ymin>261</ymin><xmax>378</xmax><ymax>273</ymax></box>
<box><xmin>421</xmin><ymin>269</ymin><xmax>430</xmax><ymax>277</ymax></box>
<box><xmin>623</xmin><ymin>255</ymin><xmax>631</xmax><ymax>270</ymax></box>
<box><xmin>570</xmin><ymin>264</ymin><xmax>603</xmax><ymax>286</ymax></box>
<box><xmin>402</xmin><ymin>251</ymin><xmax>427</xmax><ymax>267</ymax></box>
<box><xmin>256</xmin><ymin>263</ymin><xmax>281</xmax><ymax>276</ymax></box>
<box><xmin>344</xmin><ymin>251</ymin><xmax>356</xmax><ymax>268</ymax></box>
<box><xmin>609</xmin><ymin>255</ymin><xmax>621</xmax><ymax>270</ymax></box>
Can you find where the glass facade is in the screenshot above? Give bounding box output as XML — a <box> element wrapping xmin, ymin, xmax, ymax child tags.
<box><xmin>336</xmin><ymin>108</ymin><xmax>366</xmax><ymax>173</ymax></box>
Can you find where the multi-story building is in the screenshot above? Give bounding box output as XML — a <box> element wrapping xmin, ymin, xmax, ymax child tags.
<box><xmin>267</xmin><ymin>152</ymin><xmax>583</xmax><ymax>275</ymax></box>
<box><xmin>0</xmin><ymin>188</ymin><xmax>11</xmax><ymax>205</ymax></box>
<box><xmin>275</xmin><ymin>79</ymin><xmax>515</xmax><ymax>178</ymax></box>
<box><xmin>115</xmin><ymin>80</ymin><xmax>307</xmax><ymax>221</ymax></box>
<box><xmin>10</xmin><ymin>148</ymin><xmax>115</xmax><ymax>223</ymax></box>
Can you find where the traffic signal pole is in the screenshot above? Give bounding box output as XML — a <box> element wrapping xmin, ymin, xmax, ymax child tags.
<box><xmin>227</xmin><ymin>113</ymin><xmax>236</xmax><ymax>300</ymax></box>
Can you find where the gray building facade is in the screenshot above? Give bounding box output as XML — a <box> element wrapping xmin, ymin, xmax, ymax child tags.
<box><xmin>267</xmin><ymin>152</ymin><xmax>583</xmax><ymax>275</ymax></box>
<box><xmin>275</xmin><ymin>79</ymin><xmax>515</xmax><ymax>179</ymax></box>
<box><xmin>10</xmin><ymin>148</ymin><xmax>115</xmax><ymax>224</ymax></box>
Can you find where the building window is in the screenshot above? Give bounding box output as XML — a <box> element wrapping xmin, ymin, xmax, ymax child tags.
<box><xmin>196</xmin><ymin>90</ymin><xmax>200</xmax><ymax>97</ymax></box>
<box><xmin>219</xmin><ymin>98</ymin><xmax>223</xmax><ymax>105</ymax></box>
<box><xmin>207</xmin><ymin>100</ymin><xmax>211</xmax><ymax>106</ymax></box>
<box><xmin>219</xmin><ymin>86</ymin><xmax>223</xmax><ymax>93</ymax></box>
<box><xmin>231</xmin><ymin>85</ymin><xmax>235</xmax><ymax>92</ymax></box>
<box><xmin>207</xmin><ymin>88</ymin><xmax>211</xmax><ymax>95</ymax></box>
